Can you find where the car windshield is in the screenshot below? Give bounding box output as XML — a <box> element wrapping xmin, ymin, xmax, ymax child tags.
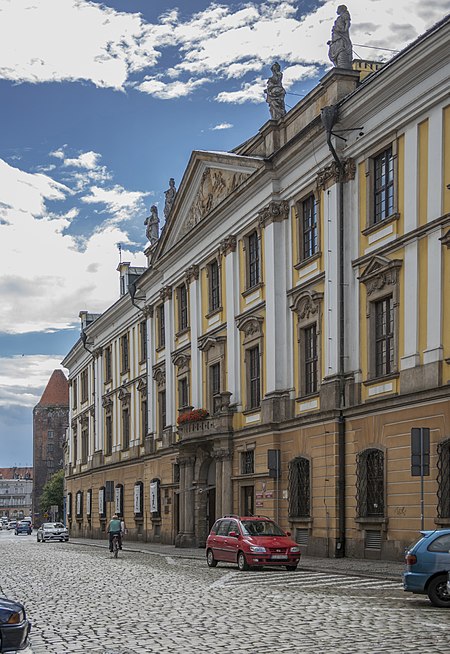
<box><xmin>43</xmin><ymin>523</ymin><xmax>58</xmax><ymax>529</ymax></box>
<box><xmin>241</xmin><ymin>520</ymin><xmax>286</xmax><ymax>536</ymax></box>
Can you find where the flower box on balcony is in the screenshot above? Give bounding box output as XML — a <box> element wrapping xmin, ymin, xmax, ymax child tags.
<box><xmin>177</xmin><ymin>408</ymin><xmax>209</xmax><ymax>425</ymax></box>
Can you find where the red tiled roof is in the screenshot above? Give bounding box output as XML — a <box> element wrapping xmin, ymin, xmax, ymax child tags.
<box><xmin>0</xmin><ymin>467</ymin><xmax>33</xmax><ymax>480</ymax></box>
<box><xmin>37</xmin><ymin>369</ymin><xmax>69</xmax><ymax>407</ymax></box>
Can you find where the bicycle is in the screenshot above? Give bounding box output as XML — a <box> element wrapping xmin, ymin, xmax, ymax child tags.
<box><xmin>111</xmin><ymin>533</ymin><xmax>120</xmax><ymax>558</ymax></box>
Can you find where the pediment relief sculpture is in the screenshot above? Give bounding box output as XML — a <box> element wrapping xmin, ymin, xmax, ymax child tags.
<box><xmin>184</xmin><ymin>168</ymin><xmax>249</xmax><ymax>231</ymax></box>
<box><xmin>359</xmin><ymin>256</ymin><xmax>402</xmax><ymax>296</ymax></box>
<box><xmin>290</xmin><ymin>291</ymin><xmax>324</xmax><ymax>321</ymax></box>
<box><xmin>152</xmin><ymin>367</ymin><xmax>166</xmax><ymax>387</ymax></box>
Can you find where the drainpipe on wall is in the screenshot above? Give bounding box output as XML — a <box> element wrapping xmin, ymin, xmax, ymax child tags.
<box><xmin>321</xmin><ymin>105</ymin><xmax>346</xmax><ymax>557</ymax></box>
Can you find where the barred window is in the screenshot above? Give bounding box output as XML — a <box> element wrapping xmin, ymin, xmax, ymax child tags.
<box><xmin>248</xmin><ymin>231</ymin><xmax>260</xmax><ymax>288</ymax></box>
<box><xmin>374</xmin><ymin>147</ymin><xmax>394</xmax><ymax>223</ymax></box>
<box><xmin>209</xmin><ymin>260</ymin><xmax>220</xmax><ymax>312</ymax></box>
<box><xmin>241</xmin><ymin>450</ymin><xmax>254</xmax><ymax>475</ymax></box>
<box><xmin>437</xmin><ymin>439</ymin><xmax>450</xmax><ymax>519</ymax></box>
<box><xmin>302</xmin><ymin>195</ymin><xmax>318</xmax><ymax>260</ymax></box>
<box><xmin>374</xmin><ymin>297</ymin><xmax>394</xmax><ymax>377</ymax></box>
<box><xmin>288</xmin><ymin>457</ymin><xmax>310</xmax><ymax>518</ymax></box>
<box><xmin>356</xmin><ymin>449</ymin><xmax>385</xmax><ymax>517</ymax></box>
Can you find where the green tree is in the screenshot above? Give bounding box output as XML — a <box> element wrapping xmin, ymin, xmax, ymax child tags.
<box><xmin>39</xmin><ymin>469</ymin><xmax>64</xmax><ymax>518</ymax></box>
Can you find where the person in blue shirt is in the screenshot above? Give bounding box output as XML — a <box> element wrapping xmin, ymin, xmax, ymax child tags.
<box><xmin>107</xmin><ymin>514</ymin><xmax>122</xmax><ymax>552</ymax></box>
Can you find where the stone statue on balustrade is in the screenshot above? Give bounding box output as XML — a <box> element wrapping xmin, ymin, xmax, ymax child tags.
<box><xmin>164</xmin><ymin>178</ymin><xmax>177</xmax><ymax>220</ymax></box>
<box><xmin>264</xmin><ymin>62</ymin><xmax>286</xmax><ymax>121</ymax></box>
<box><xmin>144</xmin><ymin>205</ymin><xmax>159</xmax><ymax>245</ymax></box>
<box><xmin>328</xmin><ymin>5</ymin><xmax>353</xmax><ymax>69</ymax></box>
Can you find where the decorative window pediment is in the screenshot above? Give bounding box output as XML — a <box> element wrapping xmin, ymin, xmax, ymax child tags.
<box><xmin>118</xmin><ymin>386</ymin><xmax>131</xmax><ymax>404</ymax></box>
<box><xmin>198</xmin><ymin>335</ymin><xmax>226</xmax><ymax>352</ymax></box>
<box><xmin>136</xmin><ymin>378</ymin><xmax>147</xmax><ymax>395</ymax></box>
<box><xmin>236</xmin><ymin>314</ymin><xmax>264</xmax><ymax>340</ymax></box>
<box><xmin>171</xmin><ymin>351</ymin><xmax>191</xmax><ymax>370</ymax></box>
<box><xmin>358</xmin><ymin>256</ymin><xmax>402</xmax><ymax>297</ymax></box>
<box><xmin>152</xmin><ymin>366</ymin><xmax>166</xmax><ymax>387</ymax></box>
<box><xmin>102</xmin><ymin>395</ymin><xmax>113</xmax><ymax>409</ymax></box>
<box><xmin>290</xmin><ymin>290</ymin><xmax>323</xmax><ymax>324</ymax></box>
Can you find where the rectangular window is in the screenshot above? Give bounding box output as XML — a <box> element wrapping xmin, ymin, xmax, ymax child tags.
<box><xmin>81</xmin><ymin>423</ymin><xmax>88</xmax><ymax>463</ymax></box>
<box><xmin>248</xmin><ymin>346</ymin><xmax>260</xmax><ymax>409</ymax></box>
<box><xmin>178</xmin><ymin>377</ymin><xmax>189</xmax><ymax>409</ymax></box>
<box><xmin>104</xmin><ymin>346</ymin><xmax>112</xmax><ymax>382</ymax></box>
<box><xmin>120</xmin><ymin>333</ymin><xmax>129</xmax><ymax>372</ymax></box>
<box><xmin>210</xmin><ymin>362</ymin><xmax>221</xmax><ymax>412</ymax></box>
<box><xmin>374</xmin><ymin>147</ymin><xmax>394</xmax><ymax>223</ymax></box>
<box><xmin>241</xmin><ymin>450</ymin><xmax>254</xmax><ymax>475</ymax></box>
<box><xmin>209</xmin><ymin>260</ymin><xmax>220</xmax><ymax>312</ymax></box>
<box><xmin>178</xmin><ymin>284</ymin><xmax>188</xmax><ymax>331</ymax></box>
<box><xmin>159</xmin><ymin>390</ymin><xmax>167</xmax><ymax>432</ymax></box>
<box><xmin>141</xmin><ymin>398</ymin><xmax>148</xmax><ymax>443</ymax></box>
<box><xmin>248</xmin><ymin>231</ymin><xmax>260</xmax><ymax>288</ymax></box>
<box><xmin>81</xmin><ymin>369</ymin><xmax>88</xmax><ymax>403</ymax></box>
<box><xmin>304</xmin><ymin>325</ymin><xmax>318</xmax><ymax>395</ymax></box>
<box><xmin>105</xmin><ymin>414</ymin><xmax>112</xmax><ymax>456</ymax></box>
<box><xmin>302</xmin><ymin>195</ymin><xmax>318</xmax><ymax>260</ymax></box>
<box><xmin>47</xmin><ymin>430</ymin><xmax>54</xmax><ymax>440</ymax></box>
<box><xmin>157</xmin><ymin>304</ymin><xmax>165</xmax><ymax>348</ymax></box>
<box><xmin>374</xmin><ymin>296</ymin><xmax>394</xmax><ymax>377</ymax></box>
<box><xmin>72</xmin><ymin>379</ymin><xmax>77</xmax><ymax>409</ymax></box>
<box><xmin>122</xmin><ymin>407</ymin><xmax>130</xmax><ymax>450</ymax></box>
<box><xmin>139</xmin><ymin>321</ymin><xmax>147</xmax><ymax>362</ymax></box>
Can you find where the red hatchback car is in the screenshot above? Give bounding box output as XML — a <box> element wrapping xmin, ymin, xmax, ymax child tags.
<box><xmin>206</xmin><ymin>515</ymin><xmax>301</xmax><ymax>571</ymax></box>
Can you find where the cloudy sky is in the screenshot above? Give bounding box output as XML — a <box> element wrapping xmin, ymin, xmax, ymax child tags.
<box><xmin>0</xmin><ymin>0</ymin><xmax>448</xmax><ymax>467</ymax></box>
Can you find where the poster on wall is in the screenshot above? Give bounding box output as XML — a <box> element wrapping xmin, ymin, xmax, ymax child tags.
<box><xmin>86</xmin><ymin>490</ymin><xmax>92</xmax><ymax>517</ymax></box>
<box><xmin>76</xmin><ymin>492</ymin><xmax>82</xmax><ymax>516</ymax></box>
<box><xmin>134</xmin><ymin>483</ymin><xmax>142</xmax><ymax>515</ymax></box>
<box><xmin>115</xmin><ymin>485</ymin><xmax>123</xmax><ymax>515</ymax></box>
<box><xmin>150</xmin><ymin>481</ymin><xmax>158</xmax><ymax>514</ymax></box>
<box><xmin>98</xmin><ymin>488</ymin><xmax>105</xmax><ymax>516</ymax></box>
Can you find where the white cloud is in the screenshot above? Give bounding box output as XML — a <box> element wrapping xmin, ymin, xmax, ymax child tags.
<box><xmin>0</xmin><ymin>159</ymin><xmax>146</xmax><ymax>334</ymax></box>
<box><xmin>63</xmin><ymin>151</ymin><xmax>101</xmax><ymax>169</ymax></box>
<box><xmin>0</xmin><ymin>356</ymin><xmax>66</xmax><ymax>408</ymax></box>
<box><xmin>137</xmin><ymin>76</ymin><xmax>209</xmax><ymax>99</ymax></box>
<box><xmin>211</xmin><ymin>123</ymin><xmax>233</xmax><ymax>130</ymax></box>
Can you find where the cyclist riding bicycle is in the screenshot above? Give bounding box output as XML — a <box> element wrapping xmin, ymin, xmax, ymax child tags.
<box><xmin>107</xmin><ymin>514</ymin><xmax>123</xmax><ymax>552</ymax></box>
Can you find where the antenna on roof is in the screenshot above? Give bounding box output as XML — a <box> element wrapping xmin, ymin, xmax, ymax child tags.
<box><xmin>117</xmin><ymin>243</ymin><xmax>122</xmax><ymax>264</ymax></box>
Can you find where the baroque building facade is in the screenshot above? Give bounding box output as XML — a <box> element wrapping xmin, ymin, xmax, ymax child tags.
<box><xmin>63</xmin><ymin>18</ymin><xmax>450</xmax><ymax>560</ymax></box>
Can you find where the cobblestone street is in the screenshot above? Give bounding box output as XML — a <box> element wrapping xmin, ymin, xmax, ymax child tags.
<box><xmin>1</xmin><ymin>531</ymin><xmax>449</xmax><ymax>653</ymax></box>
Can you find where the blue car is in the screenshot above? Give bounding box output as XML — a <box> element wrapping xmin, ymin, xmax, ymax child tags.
<box><xmin>403</xmin><ymin>529</ymin><xmax>450</xmax><ymax>607</ymax></box>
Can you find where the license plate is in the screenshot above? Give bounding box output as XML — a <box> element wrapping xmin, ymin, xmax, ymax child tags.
<box><xmin>271</xmin><ymin>554</ymin><xmax>288</xmax><ymax>560</ymax></box>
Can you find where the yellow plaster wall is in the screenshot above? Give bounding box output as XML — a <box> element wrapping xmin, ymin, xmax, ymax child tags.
<box><xmin>418</xmin><ymin>120</ymin><xmax>429</xmax><ymax>226</ymax></box>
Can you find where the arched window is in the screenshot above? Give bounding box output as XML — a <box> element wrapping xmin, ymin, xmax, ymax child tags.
<box><xmin>437</xmin><ymin>438</ymin><xmax>450</xmax><ymax>518</ymax></box>
<box><xmin>288</xmin><ymin>457</ymin><xmax>310</xmax><ymax>518</ymax></box>
<box><xmin>356</xmin><ymin>448</ymin><xmax>385</xmax><ymax>517</ymax></box>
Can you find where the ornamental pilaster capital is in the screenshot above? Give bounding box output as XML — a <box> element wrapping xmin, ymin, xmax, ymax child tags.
<box><xmin>160</xmin><ymin>286</ymin><xmax>172</xmax><ymax>301</ymax></box>
<box><xmin>142</xmin><ymin>304</ymin><xmax>154</xmax><ymax>318</ymax></box>
<box><xmin>316</xmin><ymin>157</ymin><xmax>356</xmax><ymax>190</ymax></box>
<box><xmin>93</xmin><ymin>347</ymin><xmax>103</xmax><ymax>360</ymax></box>
<box><xmin>219</xmin><ymin>235</ymin><xmax>237</xmax><ymax>255</ymax></box>
<box><xmin>185</xmin><ymin>265</ymin><xmax>199</xmax><ymax>283</ymax></box>
<box><xmin>440</xmin><ymin>229</ymin><xmax>450</xmax><ymax>249</ymax></box>
<box><xmin>257</xmin><ymin>200</ymin><xmax>290</xmax><ymax>227</ymax></box>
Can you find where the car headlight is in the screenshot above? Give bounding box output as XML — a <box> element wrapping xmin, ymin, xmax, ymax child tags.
<box><xmin>249</xmin><ymin>545</ymin><xmax>267</xmax><ymax>553</ymax></box>
<box><xmin>290</xmin><ymin>546</ymin><xmax>301</xmax><ymax>553</ymax></box>
<box><xmin>7</xmin><ymin>611</ymin><xmax>23</xmax><ymax>624</ymax></box>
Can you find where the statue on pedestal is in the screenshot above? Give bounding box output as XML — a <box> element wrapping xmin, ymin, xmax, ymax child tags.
<box><xmin>264</xmin><ymin>62</ymin><xmax>286</xmax><ymax>121</ymax></box>
<box><xmin>328</xmin><ymin>5</ymin><xmax>353</xmax><ymax>69</ymax></box>
<box><xmin>144</xmin><ymin>205</ymin><xmax>159</xmax><ymax>245</ymax></box>
<box><xmin>164</xmin><ymin>178</ymin><xmax>177</xmax><ymax>220</ymax></box>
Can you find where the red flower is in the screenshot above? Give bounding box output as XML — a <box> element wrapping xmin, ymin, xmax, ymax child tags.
<box><xmin>177</xmin><ymin>409</ymin><xmax>209</xmax><ymax>425</ymax></box>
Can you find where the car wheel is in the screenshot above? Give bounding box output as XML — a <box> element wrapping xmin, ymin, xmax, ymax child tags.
<box><xmin>427</xmin><ymin>575</ymin><xmax>450</xmax><ymax>608</ymax></box>
<box><xmin>237</xmin><ymin>551</ymin><xmax>249</xmax><ymax>571</ymax></box>
<box><xmin>286</xmin><ymin>565</ymin><xmax>298</xmax><ymax>572</ymax></box>
<box><xmin>206</xmin><ymin>549</ymin><xmax>218</xmax><ymax>567</ymax></box>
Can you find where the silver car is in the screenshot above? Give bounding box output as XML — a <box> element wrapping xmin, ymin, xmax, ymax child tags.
<box><xmin>36</xmin><ymin>522</ymin><xmax>69</xmax><ymax>542</ymax></box>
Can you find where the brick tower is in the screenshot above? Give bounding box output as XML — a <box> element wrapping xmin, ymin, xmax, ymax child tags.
<box><xmin>33</xmin><ymin>369</ymin><xmax>69</xmax><ymax>522</ymax></box>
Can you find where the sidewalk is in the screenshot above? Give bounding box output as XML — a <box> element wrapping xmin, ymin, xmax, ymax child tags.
<box><xmin>70</xmin><ymin>537</ymin><xmax>405</xmax><ymax>580</ymax></box>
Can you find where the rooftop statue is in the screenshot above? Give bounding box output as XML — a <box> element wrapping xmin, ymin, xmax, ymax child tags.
<box><xmin>144</xmin><ymin>205</ymin><xmax>159</xmax><ymax>245</ymax></box>
<box><xmin>328</xmin><ymin>5</ymin><xmax>353</xmax><ymax>69</ymax></box>
<box><xmin>264</xmin><ymin>62</ymin><xmax>286</xmax><ymax>121</ymax></box>
<box><xmin>164</xmin><ymin>178</ymin><xmax>177</xmax><ymax>220</ymax></box>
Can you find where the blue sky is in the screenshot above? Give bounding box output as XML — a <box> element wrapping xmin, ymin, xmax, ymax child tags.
<box><xmin>0</xmin><ymin>0</ymin><xmax>447</xmax><ymax>467</ymax></box>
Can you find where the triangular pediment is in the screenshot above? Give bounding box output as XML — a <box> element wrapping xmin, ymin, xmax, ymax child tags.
<box><xmin>155</xmin><ymin>150</ymin><xmax>264</xmax><ymax>257</ymax></box>
<box><xmin>359</xmin><ymin>255</ymin><xmax>400</xmax><ymax>279</ymax></box>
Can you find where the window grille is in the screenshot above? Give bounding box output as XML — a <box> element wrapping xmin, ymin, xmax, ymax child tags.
<box><xmin>304</xmin><ymin>325</ymin><xmax>318</xmax><ymax>394</ymax></box>
<box><xmin>209</xmin><ymin>260</ymin><xmax>220</xmax><ymax>311</ymax></box>
<box><xmin>356</xmin><ymin>449</ymin><xmax>385</xmax><ymax>517</ymax></box>
<box><xmin>288</xmin><ymin>457</ymin><xmax>310</xmax><ymax>518</ymax></box>
<box><xmin>302</xmin><ymin>195</ymin><xmax>318</xmax><ymax>259</ymax></box>
<box><xmin>295</xmin><ymin>528</ymin><xmax>309</xmax><ymax>547</ymax></box>
<box><xmin>248</xmin><ymin>231</ymin><xmax>260</xmax><ymax>288</ymax></box>
<box><xmin>248</xmin><ymin>346</ymin><xmax>260</xmax><ymax>408</ymax></box>
<box><xmin>437</xmin><ymin>439</ymin><xmax>450</xmax><ymax>518</ymax></box>
<box><xmin>374</xmin><ymin>297</ymin><xmax>393</xmax><ymax>377</ymax></box>
<box><xmin>374</xmin><ymin>147</ymin><xmax>394</xmax><ymax>222</ymax></box>
<box><xmin>365</xmin><ymin>530</ymin><xmax>382</xmax><ymax>550</ymax></box>
<box><xmin>241</xmin><ymin>450</ymin><xmax>254</xmax><ymax>475</ymax></box>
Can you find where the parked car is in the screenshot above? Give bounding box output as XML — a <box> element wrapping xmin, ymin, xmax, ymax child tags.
<box><xmin>403</xmin><ymin>529</ymin><xmax>450</xmax><ymax>607</ymax></box>
<box><xmin>0</xmin><ymin>596</ymin><xmax>31</xmax><ymax>652</ymax></box>
<box><xmin>14</xmin><ymin>522</ymin><xmax>32</xmax><ymax>536</ymax></box>
<box><xmin>36</xmin><ymin>522</ymin><xmax>69</xmax><ymax>543</ymax></box>
<box><xmin>206</xmin><ymin>515</ymin><xmax>301</xmax><ymax>571</ymax></box>
<box><xmin>6</xmin><ymin>522</ymin><xmax>16</xmax><ymax>531</ymax></box>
